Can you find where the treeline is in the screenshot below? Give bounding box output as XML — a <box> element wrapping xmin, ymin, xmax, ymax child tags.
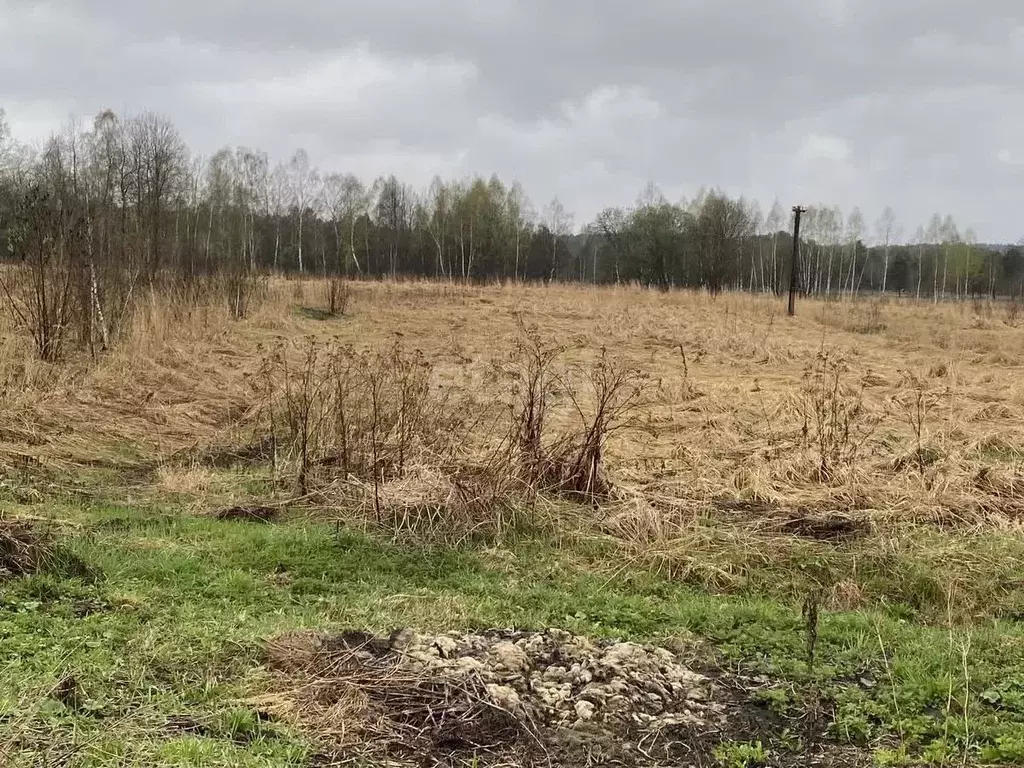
<box><xmin>1</xmin><ymin>108</ymin><xmax>1022</xmax><ymax>300</ymax></box>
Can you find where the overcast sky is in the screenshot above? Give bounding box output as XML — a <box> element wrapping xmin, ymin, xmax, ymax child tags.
<box><xmin>2</xmin><ymin>1</ymin><xmax>1023</xmax><ymax>242</ymax></box>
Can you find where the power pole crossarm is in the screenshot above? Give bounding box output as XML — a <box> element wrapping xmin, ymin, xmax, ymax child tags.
<box><xmin>788</xmin><ymin>205</ymin><xmax>807</xmax><ymax>317</ymax></box>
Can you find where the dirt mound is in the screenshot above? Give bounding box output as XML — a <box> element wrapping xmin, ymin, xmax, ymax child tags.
<box><xmin>0</xmin><ymin>517</ymin><xmax>54</xmax><ymax>577</ymax></box>
<box><xmin>212</xmin><ymin>505</ymin><xmax>279</xmax><ymax>523</ymax></box>
<box><xmin>262</xmin><ymin>628</ymin><xmax>784</xmax><ymax>767</ymax></box>
<box><xmin>0</xmin><ymin>517</ymin><xmax>90</xmax><ymax>581</ymax></box>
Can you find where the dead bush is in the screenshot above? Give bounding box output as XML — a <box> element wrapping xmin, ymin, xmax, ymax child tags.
<box><xmin>504</xmin><ymin>327</ymin><xmax>650</xmax><ymax>503</ymax></box>
<box><xmin>0</xmin><ymin>518</ymin><xmax>53</xmax><ymax>576</ymax></box>
<box><xmin>503</xmin><ymin>325</ymin><xmax>565</xmax><ymax>481</ymax></box>
<box><xmin>0</xmin><ymin>184</ymin><xmax>154</xmax><ymax>360</ymax></box>
<box><xmin>0</xmin><ymin>517</ymin><xmax>86</xmax><ymax>578</ymax></box>
<box><xmin>327</xmin><ymin>277</ymin><xmax>351</xmax><ymax>316</ymax></box>
<box><xmin>224</xmin><ymin>269</ymin><xmax>267</xmax><ymax>320</ymax></box>
<box><xmin>543</xmin><ymin>350</ymin><xmax>649</xmax><ymax>502</ymax></box>
<box><xmin>0</xmin><ymin>187</ymin><xmax>79</xmax><ymax>362</ymax></box>
<box><xmin>255</xmin><ymin>338</ymin><xmax>461</xmax><ymax>502</ymax></box>
<box><xmin>891</xmin><ymin>370</ymin><xmax>939</xmax><ymax>475</ymax></box>
<box><xmin>796</xmin><ymin>350</ymin><xmax>879</xmax><ymax>483</ymax></box>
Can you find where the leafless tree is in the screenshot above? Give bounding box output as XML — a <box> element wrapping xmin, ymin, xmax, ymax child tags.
<box><xmin>543</xmin><ymin>198</ymin><xmax>573</xmax><ymax>282</ymax></box>
<box><xmin>288</xmin><ymin>149</ymin><xmax>316</xmax><ymax>274</ymax></box>
<box><xmin>875</xmin><ymin>207</ymin><xmax>900</xmax><ymax>294</ymax></box>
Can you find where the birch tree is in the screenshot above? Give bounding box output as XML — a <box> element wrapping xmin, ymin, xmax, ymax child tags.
<box><xmin>543</xmin><ymin>198</ymin><xmax>573</xmax><ymax>282</ymax></box>
<box><xmin>765</xmin><ymin>200</ymin><xmax>784</xmax><ymax>294</ymax></box>
<box><xmin>844</xmin><ymin>207</ymin><xmax>865</xmax><ymax>296</ymax></box>
<box><xmin>927</xmin><ymin>214</ymin><xmax>942</xmax><ymax>301</ymax></box>
<box><xmin>288</xmin><ymin>149</ymin><xmax>315</xmax><ymax>273</ymax></box>
<box><xmin>876</xmin><ymin>207</ymin><xmax>899</xmax><ymax>294</ymax></box>
<box><xmin>940</xmin><ymin>214</ymin><xmax>958</xmax><ymax>300</ymax></box>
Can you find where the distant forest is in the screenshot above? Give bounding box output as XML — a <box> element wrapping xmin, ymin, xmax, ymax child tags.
<box><xmin>2</xmin><ymin>108</ymin><xmax>1022</xmax><ymax>299</ymax></box>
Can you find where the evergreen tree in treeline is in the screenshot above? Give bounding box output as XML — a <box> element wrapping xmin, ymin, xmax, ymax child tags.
<box><xmin>1</xmin><ymin>108</ymin><xmax>1021</xmax><ymax>299</ymax></box>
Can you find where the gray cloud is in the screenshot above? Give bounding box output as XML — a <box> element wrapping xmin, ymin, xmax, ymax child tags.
<box><xmin>2</xmin><ymin>0</ymin><xmax>1023</xmax><ymax>240</ymax></box>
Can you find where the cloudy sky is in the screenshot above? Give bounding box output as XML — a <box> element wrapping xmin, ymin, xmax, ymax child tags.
<box><xmin>2</xmin><ymin>1</ymin><xmax>1023</xmax><ymax>241</ymax></box>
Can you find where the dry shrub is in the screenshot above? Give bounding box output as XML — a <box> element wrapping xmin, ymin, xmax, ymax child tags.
<box><xmin>505</xmin><ymin>325</ymin><xmax>564</xmax><ymax>479</ymax></box>
<box><xmin>504</xmin><ymin>327</ymin><xmax>650</xmax><ymax>504</ymax></box>
<box><xmin>1007</xmin><ymin>296</ymin><xmax>1021</xmax><ymax>327</ymax></box>
<box><xmin>796</xmin><ymin>350</ymin><xmax>879</xmax><ymax>483</ymax></box>
<box><xmin>255</xmin><ymin>338</ymin><xmax>448</xmax><ymax>495</ymax></box>
<box><xmin>223</xmin><ymin>270</ymin><xmax>268</xmax><ymax>320</ymax></box>
<box><xmin>253</xmin><ymin>337</ymin><xmax>511</xmax><ymax>541</ymax></box>
<box><xmin>0</xmin><ymin>262</ymin><xmax>76</xmax><ymax>363</ymax></box>
<box><xmin>848</xmin><ymin>299</ymin><xmax>887</xmax><ymax>334</ymax></box>
<box><xmin>547</xmin><ymin>349</ymin><xmax>650</xmax><ymax>502</ymax></box>
<box><xmin>326</xmin><ymin>277</ymin><xmax>351</xmax><ymax>316</ymax></box>
<box><xmin>1</xmin><ymin>195</ymin><xmax>266</xmax><ymax>361</ymax></box>
<box><xmin>0</xmin><ymin>517</ymin><xmax>78</xmax><ymax>578</ymax></box>
<box><xmin>0</xmin><ymin>518</ymin><xmax>52</xmax><ymax>577</ymax></box>
<box><xmin>251</xmin><ymin>324</ymin><xmax>650</xmax><ymax>538</ymax></box>
<box><xmin>248</xmin><ymin>335</ymin><xmax>532</xmax><ymax>540</ymax></box>
<box><xmin>891</xmin><ymin>370</ymin><xmax>939</xmax><ymax>475</ymax></box>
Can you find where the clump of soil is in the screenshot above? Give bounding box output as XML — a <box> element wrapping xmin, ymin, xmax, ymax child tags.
<box><xmin>774</xmin><ymin>512</ymin><xmax>867</xmax><ymax>542</ymax></box>
<box><xmin>212</xmin><ymin>505</ymin><xmax>279</xmax><ymax>523</ymax></box>
<box><xmin>262</xmin><ymin>628</ymin><xmax>737</xmax><ymax>767</ymax></box>
<box><xmin>713</xmin><ymin>499</ymin><xmax>870</xmax><ymax>543</ymax></box>
<box><xmin>0</xmin><ymin>517</ymin><xmax>55</xmax><ymax>577</ymax></box>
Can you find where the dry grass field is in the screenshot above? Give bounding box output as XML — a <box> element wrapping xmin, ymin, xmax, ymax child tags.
<box><xmin>4</xmin><ymin>278</ymin><xmax>1024</xmax><ymax>767</ymax></box>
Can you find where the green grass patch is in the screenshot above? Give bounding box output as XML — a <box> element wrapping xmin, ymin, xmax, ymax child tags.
<box><xmin>3</xmin><ymin>498</ymin><xmax>1024</xmax><ymax>765</ymax></box>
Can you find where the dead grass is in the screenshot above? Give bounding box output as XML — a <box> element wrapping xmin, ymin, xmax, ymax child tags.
<box><xmin>2</xmin><ymin>278</ymin><xmax>1024</xmax><ymax>561</ymax></box>
<box><xmin>0</xmin><ymin>516</ymin><xmax>86</xmax><ymax>579</ymax></box>
<box><xmin>0</xmin><ymin>517</ymin><xmax>53</xmax><ymax>577</ymax></box>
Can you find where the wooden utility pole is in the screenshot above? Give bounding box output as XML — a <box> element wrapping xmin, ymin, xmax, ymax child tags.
<box><xmin>788</xmin><ymin>205</ymin><xmax>807</xmax><ymax>316</ymax></box>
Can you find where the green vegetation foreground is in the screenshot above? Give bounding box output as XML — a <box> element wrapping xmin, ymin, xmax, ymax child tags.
<box><xmin>5</xmin><ymin>492</ymin><xmax>1024</xmax><ymax>766</ymax></box>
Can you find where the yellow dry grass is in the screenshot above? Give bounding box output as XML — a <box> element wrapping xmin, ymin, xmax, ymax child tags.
<box><xmin>1</xmin><ymin>278</ymin><xmax>1023</xmax><ymax>532</ymax></box>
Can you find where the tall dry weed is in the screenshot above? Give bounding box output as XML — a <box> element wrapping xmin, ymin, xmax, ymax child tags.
<box><xmin>502</xmin><ymin>324</ymin><xmax>650</xmax><ymax>503</ymax></box>
<box><xmin>796</xmin><ymin>349</ymin><xmax>880</xmax><ymax>483</ymax></box>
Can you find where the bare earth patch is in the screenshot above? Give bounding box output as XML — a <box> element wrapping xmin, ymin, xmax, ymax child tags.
<box><xmin>211</xmin><ymin>505</ymin><xmax>280</xmax><ymax>523</ymax></box>
<box><xmin>261</xmin><ymin>628</ymin><xmax>869</xmax><ymax>767</ymax></box>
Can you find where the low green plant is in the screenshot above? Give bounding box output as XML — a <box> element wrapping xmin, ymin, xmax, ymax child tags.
<box><xmin>714</xmin><ymin>740</ymin><xmax>770</xmax><ymax>768</ymax></box>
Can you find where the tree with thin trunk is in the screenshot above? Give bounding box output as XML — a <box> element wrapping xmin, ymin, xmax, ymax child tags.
<box><xmin>269</xmin><ymin>162</ymin><xmax>289</xmax><ymax>271</ymax></box>
<box><xmin>425</xmin><ymin>176</ymin><xmax>451</xmax><ymax>280</ymax></box>
<box><xmin>766</xmin><ymin>200</ymin><xmax>784</xmax><ymax>294</ymax></box>
<box><xmin>507</xmin><ymin>181</ymin><xmax>531</xmax><ymax>283</ymax></box>
<box><xmin>543</xmin><ymin>198</ymin><xmax>573</xmax><ymax>282</ymax></box>
<box><xmin>913</xmin><ymin>225</ymin><xmax>926</xmax><ymax>299</ymax></box>
<box><xmin>926</xmin><ymin>214</ymin><xmax>942</xmax><ymax>301</ymax></box>
<box><xmin>940</xmin><ymin>214</ymin><xmax>958</xmax><ymax>301</ymax></box>
<box><xmin>288</xmin><ymin>149</ymin><xmax>315</xmax><ymax>274</ymax></box>
<box><xmin>844</xmin><ymin>207</ymin><xmax>864</xmax><ymax>296</ymax></box>
<box><xmin>876</xmin><ymin>206</ymin><xmax>900</xmax><ymax>294</ymax></box>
